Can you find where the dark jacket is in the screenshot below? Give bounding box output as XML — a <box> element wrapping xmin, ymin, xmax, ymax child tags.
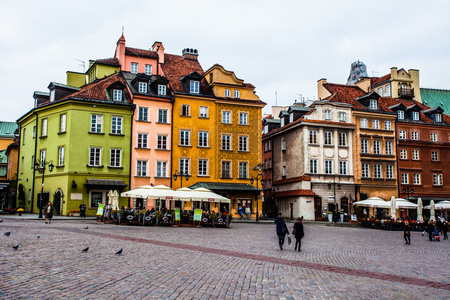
<box><xmin>79</xmin><ymin>203</ymin><xmax>86</xmax><ymax>212</ymax></box>
<box><xmin>276</xmin><ymin>219</ymin><xmax>289</xmax><ymax>236</ymax></box>
<box><xmin>45</xmin><ymin>205</ymin><xmax>54</xmax><ymax>214</ymax></box>
<box><xmin>293</xmin><ymin>221</ymin><xmax>304</xmax><ymax>239</ymax></box>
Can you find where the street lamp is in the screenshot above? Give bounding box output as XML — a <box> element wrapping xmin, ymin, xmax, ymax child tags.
<box><xmin>173</xmin><ymin>169</ymin><xmax>190</xmax><ymax>188</ymax></box>
<box><xmin>328</xmin><ymin>181</ymin><xmax>341</xmax><ymax>223</ymax></box>
<box><xmin>34</xmin><ymin>160</ymin><xmax>54</xmax><ymax>219</ymax></box>
<box><xmin>250</xmin><ymin>175</ymin><xmax>263</xmax><ymax>222</ymax></box>
<box><xmin>402</xmin><ymin>186</ymin><xmax>414</xmax><ymax>200</ymax></box>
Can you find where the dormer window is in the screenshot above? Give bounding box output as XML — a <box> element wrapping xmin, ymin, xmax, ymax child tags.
<box><xmin>158</xmin><ymin>85</ymin><xmax>167</xmax><ymax>96</ymax></box>
<box><xmin>436</xmin><ymin>113</ymin><xmax>442</xmax><ymax>122</ymax></box>
<box><xmin>289</xmin><ymin>113</ymin><xmax>294</xmax><ymax>123</ymax></box>
<box><xmin>190</xmin><ymin>81</ymin><xmax>200</xmax><ymax>94</ymax></box>
<box><xmin>131</xmin><ymin>63</ymin><xmax>138</xmax><ymax>74</ymax></box>
<box><xmin>412</xmin><ymin>111</ymin><xmax>419</xmax><ymax>121</ymax></box>
<box><xmin>398</xmin><ymin>110</ymin><xmax>404</xmax><ymax>120</ymax></box>
<box><xmin>280</xmin><ymin>118</ymin><xmax>285</xmax><ymax>127</ymax></box>
<box><xmin>50</xmin><ymin>90</ymin><xmax>55</xmax><ymax>102</ymax></box>
<box><xmin>324</xmin><ymin>110</ymin><xmax>331</xmax><ymax>120</ymax></box>
<box><xmin>138</xmin><ymin>82</ymin><xmax>147</xmax><ymax>93</ymax></box>
<box><xmin>339</xmin><ymin>112</ymin><xmax>346</xmax><ymax>122</ymax></box>
<box><xmin>234</xmin><ymin>90</ymin><xmax>240</xmax><ymax>98</ymax></box>
<box><xmin>370</xmin><ymin>99</ymin><xmax>378</xmax><ymax>110</ymax></box>
<box><xmin>113</xmin><ymin>90</ymin><xmax>123</xmax><ymax>101</ymax></box>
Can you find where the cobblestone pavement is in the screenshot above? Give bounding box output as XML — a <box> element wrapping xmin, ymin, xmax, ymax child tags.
<box><xmin>1</xmin><ymin>218</ymin><xmax>449</xmax><ymax>300</ymax></box>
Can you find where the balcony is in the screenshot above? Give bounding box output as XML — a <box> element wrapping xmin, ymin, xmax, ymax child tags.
<box><xmin>398</xmin><ymin>87</ymin><xmax>414</xmax><ymax>98</ymax></box>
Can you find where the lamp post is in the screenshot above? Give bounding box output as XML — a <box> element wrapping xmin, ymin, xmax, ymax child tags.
<box><xmin>402</xmin><ymin>186</ymin><xmax>414</xmax><ymax>200</ymax></box>
<box><xmin>34</xmin><ymin>160</ymin><xmax>54</xmax><ymax>219</ymax></box>
<box><xmin>173</xmin><ymin>169</ymin><xmax>190</xmax><ymax>188</ymax></box>
<box><xmin>328</xmin><ymin>181</ymin><xmax>341</xmax><ymax>223</ymax></box>
<box><xmin>250</xmin><ymin>174</ymin><xmax>263</xmax><ymax>222</ymax></box>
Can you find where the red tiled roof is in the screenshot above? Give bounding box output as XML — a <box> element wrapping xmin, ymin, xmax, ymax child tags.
<box><xmin>371</xmin><ymin>74</ymin><xmax>391</xmax><ymax>86</ymax></box>
<box><xmin>95</xmin><ymin>57</ymin><xmax>120</xmax><ymax>66</ymax></box>
<box><xmin>125</xmin><ymin>47</ymin><xmax>158</xmax><ymax>59</ymax></box>
<box><xmin>274</xmin><ymin>176</ymin><xmax>311</xmax><ymax>185</ymax></box>
<box><xmin>161</xmin><ymin>53</ymin><xmax>213</xmax><ymax>95</ymax></box>
<box><xmin>275</xmin><ymin>189</ymin><xmax>316</xmax><ymax>197</ymax></box>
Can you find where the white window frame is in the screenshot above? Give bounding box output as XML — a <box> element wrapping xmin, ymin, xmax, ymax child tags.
<box><xmin>400</xmin><ymin>149</ymin><xmax>407</xmax><ymax>159</ymax></box>
<box><xmin>222</xmin><ymin>111</ymin><xmax>231</xmax><ymax>124</ymax></box>
<box><xmin>370</xmin><ymin>99</ymin><xmax>378</xmax><ymax>110</ymax></box>
<box><xmin>413</xmin><ymin>174</ymin><xmax>421</xmax><ymax>185</ymax></box>
<box><xmin>198</xmin><ymin>131</ymin><xmax>209</xmax><ymax>147</ymax></box>
<box><xmin>374</xmin><ymin>164</ymin><xmax>382</xmax><ymax>178</ymax></box>
<box><xmin>180</xmin><ymin>130</ymin><xmax>191</xmax><ymax>146</ymax></box>
<box><xmin>158</xmin><ymin>85</ymin><xmax>166</xmax><ymax>96</ymax></box>
<box><xmin>139</xmin><ymin>107</ymin><xmax>148</xmax><ymax>122</ymax></box>
<box><xmin>137</xmin><ymin>133</ymin><xmax>148</xmax><ymax>149</ymax></box>
<box><xmin>372</xmin><ymin>119</ymin><xmax>380</xmax><ymax>129</ymax></box>
<box><xmin>179</xmin><ymin>158</ymin><xmax>190</xmax><ymax>175</ymax></box>
<box><xmin>139</xmin><ymin>82</ymin><xmax>147</xmax><ymax>93</ymax></box>
<box><xmin>157</xmin><ymin>135</ymin><xmax>168</xmax><ymax>150</ymax></box>
<box><xmin>324</xmin><ymin>131</ymin><xmax>333</xmax><ymax>145</ymax></box>
<box><xmin>198</xmin><ymin>159</ymin><xmax>208</xmax><ymax>176</ymax></box>
<box><xmin>158</xmin><ymin>109</ymin><xmax>168</xmax><ymax>123</ymax></box>
<box><xmin>90</xmin><ymin>114</ymin><xmax>102</xmax><ymax>133</ymax></box>
<box><xmin>238</xmin><ymin>162</ymin><xmax>248</xmax><ymax>179</ymax></box>
<box><xmin>412</xmin><ymin>150</ymin><xmax>419</xmax><ymax>160</ymax></box>
<box><xmin>362</xmin><ymin>164</ymin><xmax>370</xmax><ymax>178</ymax></box>
<box><xmin>145</xmin><ymin>64</ymin><xmax>152</xmax><ymax>75</ymax></box>
<box><xmin>58</xmin><ymin>147</ymin><xmax>64</xmax><ymax>166</ymax></box>
<box><xmin>199</xmin><ymin>106</ymin><xmax>208</xmax><ymax>118</ymax></box>
<box><xmin>433</xmin><ymin>174</ymin><xmax>443</xmax><ymax>186</ymax></box>
<box><xmin>339</xmin><ymin>161</ymin><xmax>347</xmax><ymax>175</ymax></box>
<box><xmin>239</xmin><ymin>112</ymin><xmax>248</xmax><ymax>125</ymax></box>
<box><xmin>324</xmin><ymin>110</ymin><xmax>331</xmax><ymax>120</ymax></box>
<box><xmin>339</xmin><ymin>132</ymin><xmax>347</xmax><ymax>146</ymax></box>
<box><xmin>431</xmin><ymin>132</ymin><xmax>437</xmax><ymax>142</ymax></box>
<box><xmin>432</xmin><ymin>151</ymin><xmax>439</xmax><ymax>161</ymax></box>
<box><xmin>412</xmin><ymin>111</ymin><xmax>419</xmax><ymax>120</ymax></box>
<box><xmin>181</xmin><ymin>104</ymin><xmax>190</xmax><ymax>117</ymax></box>
<box><xmin>325</xmin><ymin>160</ymin><xmax>333</xmax><ymax>174</ymax></box>
<box><xmin>131</xmin><ymin>62</ymin><xmax>138</xmax><ymax>74</ymax></box>
<box><xmin>411</xmin><ymin>131</ymin><xmax>418</xmax><ymax>140</ymax></box>
<box><xmin>310</xmin><ymin>159</ymin><xmax>318</xmax><ymax>174</ymax></box>
<box><xmin>113</xmin><ymin>89</ymin><xmax>122</xmax><ymax>101</ymax></box>
<box><xmin>190</xmin><ymin>81</ymin><xmax>200</xmax><ymax>94</ymax></box>
<box><xmin>225</xmin><ymin>89</ymin><xmax>231</xmax><ymax>97</ymax></box>
<box><xmin>373</xmin><ymin>140</ymin><xmax>381</xmax><ymax>154</ymax></box>
<box><xmin>41</xmin><ymin>119</ymin><xmax>48</xmax><ymax>137</ymax></box>
<box><xmin>398</xmin><ymin>110</ymin><xmax>404</xmax><ymax>120</ymax></box>
<box><xmin>60</xmin><ymin>114</ymin><xmax>66</xmax><ymax>133</ymax></box>
<box><xmin>239</xmin><ymin>136</ymin><xmax>248</xmax><ymax>152</ymax></box>
<box><xmin>156</xmin><ymin>161</ymin><xmax>167</xmax><ymax>178</ymax></box>
<box><xmin>339</xmin><ymin>112</ymin><xmax>346</xmax><ymax>122</ymax></box>
<box><xmin>309</xmin><ymin>130</ymin><xmax>317</xmax><ymax>144</ymax></box>
<box><xmin>401</xmin><ymin>173</ymin><xmax>409</xmax><ymax>184</ymax></box>
<box><xmin>385</xmin><ymin>121</ymin><xmax>392</xmax><ymax>130</ymax></box>
<box><xmin>111</xmin><ymin>116</ymin><xmax>123</xmax><ymax>135</ymax></box>
<box><xmin>360</xmin><ymin>118</ymin><xmax>368</xmax><ymax>129</ymax></box>
<box><xmin>221</xmin><ymin>161</ymin><xmax>231</xmax><ymax>178</ymax></box>
<box><xmin>89</xmin><ymin>147</ymin><xmax>101</xmax><ymax>167</ymax></box>
<box><xmin>110</xmin><ymin>149</ymin><xmax>121</xmax><ymax>167</ymax></box>
<box><xmin>436</xmin><ymin>114</ymin><xmax>442</xmax><ymax>122</ymax></box>
<box><xmin>234</xmin><ymin>90</ymin><xmax>240</xmax><ymax>98</ymax></box>
<box><xmin>221</xmin><ymin>134</ymin><xmax>231</xmax><ymax>150</ymax></box>
<box><xmin>386</xmin><ymin>165</ymin><xmax>394</xmax><ymax>179</ymax></box>
<box><xmin>282</xmin><ymin>166</ymin><xmax>287</xmax><ymax>177</ymax></box>
<box><xmin>136</xmin><ymin>160</ymin><xmax>148</xmax><ymax>177</ymax></box>
<box><xmin>399</xmin><ymin>130</ymin><xmax>407</xmax><ymax>140</ymax></box>
<box><xmin>386</xmin><ymin>141</ymin><xmax>392</xmax><ymax>155</ymax></box>
<box><xmin>361</xmin><ymin>139</ymin><xmax>369</xmax><ymax>154</ymax></box>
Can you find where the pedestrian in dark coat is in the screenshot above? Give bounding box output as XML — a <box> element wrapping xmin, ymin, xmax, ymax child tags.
<box><xmin>45</xmin><ymin>202</ymin><xmax>54</xmax><ymax>224</ymax></box>
<box><xmin>275</xmin><ymin>216</ymin><xmax>289</xmax><ymax>250</ymax></box>
<box><xmin>427</xmin><ymin>222</ymin><xmax>435</xmax><ymax>241</ymax></box>
<box><xmin>293</xmin><ymin>217</ymin><xmax>305</xmax><ymax>251</ymax></box>
<box><xmin>442</xmin><ymin>221</ymin><xmax>448</xmax><ymax>240</ymax></box>
<box><xmin>79</xmin><ymin>201</ymin><xmax>87</xmax><ymax>218</ymax></box>
<box><xmin>403</xmin><ymin>218</ymin><xmax>411</xmax><ymax>245</ymax></box>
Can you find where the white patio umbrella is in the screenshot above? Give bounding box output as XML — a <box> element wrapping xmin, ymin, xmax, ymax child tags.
<box><xmin>190</xmin><ymin>188</ymin><xmax>231</xmax><ymax>203</ymax></box>
<box><xmin>393</xmin><ymin>198</ymin><xmax>418</xmax><ymax>209</ymax></box>
<box><xmin>430</xmin><ymin>200</ymin><xmax>436</xmax><ymax>222</ymax></box>
<box><xmin>434</xmin><ymin>200</ymin><xmax>450</xmax><ymax>210</ymax></box>
<box><xmin>417</xmin><ymin>198</ymin><xmax>423</xmax><ymax>222</ymax></box>
<box><xmin>390</xmin><ymin>196</ymin><xmax>396</xmax><ymax>219</ymax></box>
<box><xmin>354</xmin><ymin>198</ymin><xmax>389</xmax><ymax>208</ymax></box>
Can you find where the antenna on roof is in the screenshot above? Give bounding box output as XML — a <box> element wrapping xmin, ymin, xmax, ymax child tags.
<box><xmin>76</xmin><ymin>59</ymin><xmax>85</xmax><ymax>73</ymax></box>
<box><xmin>275</xmin><ymin>91</ymin><xmax>278</xmax><ymax>106</ymax></box>
<box><xmin>122</xmin><ymin>26</ymin><xmax>124</xmax><ymax>35</ymax></box>
<box><xmin>372</xmin><ymin>70</ymin><xmax>379</xmax><ymax>77</ymax></box>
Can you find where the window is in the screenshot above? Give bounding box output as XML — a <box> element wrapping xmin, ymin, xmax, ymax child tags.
<box><xmin>139</xmin><ymin>82</ymin><xmax>147</xmax><ymax>93</ymax></box>
<box><xmin>398</xmin><ymin>110</ymin><xmax>404</xmax><ymax>120</ymax></box>
<box><xmin>372</xmin><ymin>120</ymin><xmax>380</xmax><ymax>129</ymax></box>
<box><xmin>282</xmin><ymin>166</ymin><xmax>287</xmax><ymax>177</ymax></box>
<box><xmin>111</xmin><ymin>116</ymin><xmax>122</xmax><ymax>134</ymax></box>
<box><xmin>377</xmin><ymin>88</ymin><xmax>383</xmax><ymax>96</ymax></box>
<box><xmin>412</xmin><ymin>150</ymin><xmax>419</xmax><ymax>160</ymax></box>
<box><xmin>264</xmin><ymin>142</ymin><xmax>268</xmax><ymax>152</ymax></box>
<box><xmin>239</xmin><ymin>162</ymin><xmax>248</xmax><ymax>179</ymax></box>
<box><xmin>280</xmin><ymin>118</ymin><xmax>284</xmax><ymax>127</ymax></box>
<box><xmin>310</xmin><ymin>160</ymin><xmax>318</xmax><ymax>174</ymax></box>
<box><xmin>113</xmin><ymin>89</ymin><xmax>122</xmax><ymax>101</ymax></box>
<box><xmin>339</xmin><ymin>132</ymin><xmax>347</xmax><ymax>146</ymax></box>
<box><xmin>41</xmin><ymin>119</ymin><xmax>48</xmax><ymax>137</ymax></box>
<box><xmin>385</xmin><ymin>121</ymin><xmax>392</xmax><ymax>130</ymax></box>
<box><xmin>158</xmin><ymin>85</ymin><xmax>167</xmax><ymax>96</ymax></box>
<box><xmin>225</xmin><ymin>89</ymin><xmax>231</xmax><ymax>97</ymax></box>
<box><xmin>198</xmin><ymin>159</ymin><xmax>208</xmax><ymax>176</ymax></box>
<box><xmin>339</xmin><ymin>161</ymin><xmax>347</xmax><ymax>175</ymax></box>
<box><xmin>373</xmin><ymin>140</ymin><xmax>380</xmax><ymax>154</ymax></box>
<box><xmin>179</xmin><ymin>158</ymin><xmax>190</xmax><ymax>175</ymax></box>
<box><xmin>221</xmin><ymin>134</ymin><xmax>231</xmax><ymax>150</ymax></box>
<box><xmin>239</xmin><ymin>136</ymin><xmax>248</xmax><ymax>151</ymax></box>
<box><xmin>436</xmin><ymin>114</ymin><xmax>442</xmax><ymax>122</ymax></box>
<box><xmin>325</xmin><ymin>160</ymin><xmax>333</xmax><ymax>174</ymax></box>
<box><xmin>90</xmin><ymin>115</ymin><xmax>102</xmax><ymax>133</ymax></box>
<box><xmin>21</xmin><ymin>156</ymin><xmax>24</xmax><ymax>174</ymax></box>
<box><xmin>431</xmin><ymin>132</ymin><xmax>437</xmax><ymax>141</ymax></box>
<box><xmin>198</xmin><ymin>131</ymin><xmax>208</xmax><ymax>147</ymax></box>
<box><xmin>401</xmin><ymin>173</ymin><xmax>409</xmax><ymax>184</ymax></box>
<box><xmin>110</xmin><ymin>149</ymin><xmax>121</xmax><ymax>167</ymax></box>
<box><xmin>386</xmin><ymin>165</ymin><xmax>394</xmax><ymax>179</ymax></box>
<box><xmin>199</xmin><ymin>106</ymin><xmax>208</xmax><ymax>118</ymax></box>
<box><xmin>90</xmin><ymin>191</ymin><xmax>103</xmax><ymax>209</ymax></box>
<box><xmin>362</xmin><ymin>164</ymin><xmax>370</xmax><ymax>178</ymax></box>
<box><xmin>33</xmin><ymin>126</ymin><xmax>36</xmax><ymax>138</ymax></box>
<box><xmin>137</xmin><ymin>134</ymin><xmax>148</xmax><ymax>148</ymax></box>
<box><xmin>222</xmin><ymin>161</ymin><xmax>231</xmax><ymax>178</ymax></box>
<box><xmin>136</xmin><ymin>160</ymin><xmax>147</xmax><ymax>176</ymax></box>
<box><xmin>386</xmin><ymin>141</ymin><xmax>392</xmax><ymax>155</ymax></box>
<box><xmin>399</xmin><ymin>130</ymin><xmax>406</xmax><ymax>139</ymax></box>
<box><xmin>412</xmin><ymin>111</ymin><xmax>419</xmax><ymax>120</ymax></box>
<box><xmin>181</xmin><ymin>104</ymin><xmax>190</xmax><ymax>116</ymax></box>
<box><xmin>239</xmin><ymin>112</ymin><xmax>248</xmax><ymax>125</ymax></box>
<box><xmin>222</xmin><ymin>111</ymin><xmax>231</xmax><ymax>124</ymax></box>
<box><xmin>131</xmin><ymin>63</ymin><xmax>138</xmax><ymax>74</ymax></box>
<box><xmin>360</xmin><ymin>118</ymin><xmax>368</xmax><ymax>129</ymax></box>
<box><xmin>269</xmin><ymin>158</ymin><xmax>272</xmax><ymax>169</ymax></box>
<box><xmin>324</xmin><ymin>110</ymin><xmax>331</xmax><ymax>120</ymax></box>
<box><xmin>411</xmin><ymin>131</ymin><xmax>418</xmax><ymax>140</ymax></box>
<box><xmin>289</xmin><ymin>113</ymin><xmax>294</xmax><ymax>123</ymax></box>
<box><xmin>309</xmin><ymin>130</ymin><xmax>317</xmax><ymax>144</ymax></box>
<box><xmin>374</xmin><ymin>164</ymin><xmax>382</xmax><ymax>178</ymax></box>
<box><xmin>324</xmin><ymin>131</ymin><xmax>333</xmax><ymax>145</ymax></box>
<box><xmin>268</xmin><ymin>141</ymin><xmax>272</xmax><ymax>150</ymax></box>
<box><xmin>158</xmin><ymin>109</ymin><xmax>168</xmax><ymax>123</ymax></box>
<box><xmin>190</xmin><ymin>81</ymin><xmax>200</xmax><ymax>94</ymax></box>
<box><xmin>22</xmin><ymin>128</ymin><xmax>26</xmax><ymax>145</ymax></box>
<box><xmin>60</xmin><ymin>114</ymin><xmax>66</xmax><ymax>133</ymax></box>
<box><xmin>234</xmin><ymin>90</ymin><xmax>240</xmax><ymax>98</ymax></box>
<box><xmin>400</xmin><ymin>149</ymin><xmax>407</xmax><ymax>159</ymax></box>
<box><xmin>386</xmin><ymin>84</ymin><xmax>391</xmax><ymax>96</ymax></box>
<box><xmin>339</xmin><ymin>112</ymin><xmax>346</xmax><ymax>122</ymax></box>
<box><xmin>370</xmin><ymin>99</ymin><xmax>378</xmax><ymax>110</ymax></box>
<box><xmin>138</xmin><ymin>107</ymin><xmax>148</xmax><ymax>121</ymax></box>
<box><xmin>414</xmin><ymin>174</ymin><xmax>421</xmax><ymax>185</ymax></box>
<box><xmin>432</xmin><ymin>151</ymin><xmax>439</xmax><ymax>161</ymax></box>
<box><xmin>361</xmin><ymin>139</ymin><xmax>369</xmax><ymax>154</ymax></box>
<box><xmin>180</xmin><ymin>130</ymin><xmax>190</xmax><ymax>146</ymax></box>
<box><xmin>281</xmin><ymin>139</ymin><xmax>286</xmax><ymax>150</ymax></box>
<box><xmin>157</xmin><ymin>135</ymin><xmax>167</xmax><ymax>150</ymax></box>
<box><xmin>89</xmin><ymin>147</ymin><xmax>101</xmax><ymax>166</ymax></box>
<box><xmin>58</xmin><ymin>147</ymin><xmax>65</xmax><ymax>166</ymax></box>
<box><xmin>145</xmin><ymin>64</ymin><xmax>152</xmax><ymax>75</ymax></box>
<box><xmin>264</xmin><ymin>160</ymin><xmax>268</xmax><ymax>170</ymax></box>
<box><xmin>433</xmin><ymin>174</ymin><xmax>443</xmax><ymax>186</ymax></box>
<box><xmin>156</xmin><ymin>161</ymin><xmax>167</xmax><ymax>177</ymax></box>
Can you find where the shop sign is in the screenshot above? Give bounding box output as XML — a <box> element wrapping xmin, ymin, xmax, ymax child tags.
<box><xmin>193</xmin><ymin>209</ymin><xmax>202</xmax><ymax>221</ymax></box>
<box><xmin>71</xmin><ymin>193</ymin><xmax>83</xmax><ymax>200</ymax></box>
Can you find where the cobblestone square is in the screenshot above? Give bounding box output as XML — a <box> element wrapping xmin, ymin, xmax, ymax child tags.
<box><xmin>1</xmin><ymin>218</ymin><xmax>449</xmax><ymax>299</ymax></box>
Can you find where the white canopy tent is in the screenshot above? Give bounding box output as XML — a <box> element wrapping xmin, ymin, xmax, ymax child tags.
<box><xmin>353</xmin><ymin>198</ymin><xmax>389</xmax><ymax>208</ymax></box>
<box><xmin>424</xmin><ymin>200</ymin><xmax>450</xmax><ymax>210</ymax></box>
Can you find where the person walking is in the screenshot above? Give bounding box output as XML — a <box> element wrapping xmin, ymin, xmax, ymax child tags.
<box><xmin>245</xmin><ymin>205</ymin><xmax>251</xmax><ymax>220</ymax></box>
<box><xmin>79</xmin><ymin>201</ymin><xmax>87</xmax><ymax>218</ymax></box>
<box><xmin>45</xmin><ymin>201</ymin><xmax>54</xmax><ymax>224</ymax></box>
<box><xmin>238</xmin><ymin>206</ymin><xmax>244</xmax><ymax>220</ymax></box>
<box><xmin>275</xmin><ymin>215</ymin><xmax>289</xmax><ymax>250</ymax></box>
<box><xmin>442</xmin><ymin>220</ymin><xmax>448</xmax><ymax>240</ymax></box>
<box><xmin>427</xmin><ymin>222</ymin><xmax>435</xmax><ymax>241</ymax></box>
<box><xmin>293</xmin><ymin>217</ymin><xmax>305</xmax><ymax>251</ymax></box>
<box><xmin>403</xmin><ymin>217</ymin><xmax>411</xmax><ymax>245</ymax></box>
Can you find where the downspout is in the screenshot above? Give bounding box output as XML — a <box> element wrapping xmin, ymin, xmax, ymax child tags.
<box><xmin>15</xmin><ymin>124</ymin><xmax>22</xmax><ymax>209</ymax></box>
<box><xmin>170</xmin><ymin>94</ymin><xmax>175</xmax><ymax>189</ymax></box>
<box><xmin>129</xmin><ymin>102</ymin><xmax>136</xmax><ymax>209</ymax></box>
<box><xmin>394</xmin><ymin>119</ymin><xmax>400</xmax><ymax>198</ymax></box>
<box><xmin>31</xmin><ymin>111</ymin><xmax>38</xmax><ymax>214</ymax></box>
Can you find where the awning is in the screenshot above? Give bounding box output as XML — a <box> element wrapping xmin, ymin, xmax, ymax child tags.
<box><xmin>188</xmin><ymin>182</ymin><xmax>260</xmax><ymax>192</ymax></box>
<box><xmin>84</xmin><ymin>178</ymin><xmax>128</xmax><ymax>191</ymax></box>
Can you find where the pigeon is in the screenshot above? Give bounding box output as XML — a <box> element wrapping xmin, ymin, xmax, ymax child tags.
<box><xmin>84</xmin><ymin>226</ymin><xmax>88</xmax><ymax>229</ymax></box>
<box><xmin>115</xmin><ymin>249</ymin><xmax>123</xmax><ymax>255</ymax></box>
<box><xmin>81</xmin><ymin>247</ymin><xmax>89</xmax><ymax>253</ymax></box>
<box><xmin>4</xmin><ymin>232</ymin><xmax>11</xmax><ymax>236</ymax></box>
<box><xmin>12</xmin><ymin>245</ymin><xmax>19</xmax><ymax>250</ymax></box>
<box><xmin>0</xmin><ymin>219</ymin><xmax>3</xmax><ymax>222</ymax></box>
<box><xmin>37</xmin><ymin>235</ymin><xmax>40</xmax><ymax>239</ymax></box>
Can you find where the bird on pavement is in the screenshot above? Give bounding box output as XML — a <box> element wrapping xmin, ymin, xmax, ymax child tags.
<box><xmin>84</xmin><ymin>226</ymin><xmax>88</xmax><ymax>229</ymax></box>
<box><xmin>12</xmin><ymin>245</ymin><xmax>19</xmax><ymax>250</ymax></box>
<box><xmin>115</xmin><ymin>249</ymin><xmax>123</xmax><ymax>255</ymax></box>
<box><xmin>0</xmin><ymin>219</ymin><xmax>3</xmax><ymax>222</ymax></box>
<box><xmin>81</xmin><ymin>247</ymin><xmax>89</xmax><ymax>253</ymax></box>
<box><xmin>4</xmin><ymin>232</ymin><xmax>11</xmax><ymax>236</ymax></box>
<box><xmin>37</xmin><ymin>235</ymin><xmax>40</xmax><ymax>238</ymax></box>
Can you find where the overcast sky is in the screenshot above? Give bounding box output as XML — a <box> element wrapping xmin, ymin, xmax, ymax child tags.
<box><xmin>1</xmin><ymin>0</ymin><xmax>449</xmax><ymax>122</ymax></box>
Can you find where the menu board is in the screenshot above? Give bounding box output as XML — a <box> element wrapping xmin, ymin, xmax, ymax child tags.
<box><xmin>96</xmin><ymin>204</ymin><xmax>105</xmax><ymax>216</ymax></box>
<box><xmin>193</xmin><ymin>209</ymin><xmax>203</xmax><ymax>221</ymax></box>
<box><xmin>175</xmin><ymin>208</ymin><xmax>181</xmax><ymax>221</ymax></box>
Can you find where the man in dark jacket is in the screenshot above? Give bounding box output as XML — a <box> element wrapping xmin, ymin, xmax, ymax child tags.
<box><xmin>293</xmin><ymin>217</ymin><xmax>305</xmax><ymax>251</ymax></box>
<box><xmin>79</xmin><ymin>201</ymin><xmax>87</xmax><ymax>218</ymax></box>
<box><xmin>275</xmin><ymin>216</ymin><xmax>289</xmax><ymax>250</ymax></box>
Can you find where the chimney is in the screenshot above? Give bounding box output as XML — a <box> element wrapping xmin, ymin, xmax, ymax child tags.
<box><xmin>152</xmin><ymin>41</ymin><xmax>165</xmax><ymax>64</ymax></box>
<box><xmin>317</xmin><ymin>78</ymin><xmax>330</xmax><ymax>100</ymax></box>
<box><xmin>115</xmin><ymin>34</ymin><xmax>126</xmax><ymax>69</ymax></box>
<box><xmin>182</xmin><ymin>48</ymin><xmax>199</xmax><ymax>60</ymax></box>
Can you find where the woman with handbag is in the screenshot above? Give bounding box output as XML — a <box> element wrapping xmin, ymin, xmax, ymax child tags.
<box><xmin>275</xmin><ymin>216</ymin><xmax>289</xmax><ymax>250</ymax></box>
<box><xmin>293</xmin><ymin>217</ymin><xmax>305</xmax><ymax>251</ymax></box>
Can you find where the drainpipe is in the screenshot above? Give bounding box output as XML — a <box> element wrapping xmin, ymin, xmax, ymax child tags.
<box><xmin>129</xmin><ymin>103</ymin><xmax>136</xmax><ymax>209</ymax></box>
<box><xmin>394</xmin><ymin>119</ymin><xmax>400</xmax><ymax>198</ymax></box>
<box><xmin>170</xmin><ymin>94</ymin><xmax>175</xmax><ymax>189</ymax></box>
<box><xmin>31</xmin><ymin>111</ymin><xmax>38</xmax><ymax>214</ymax></box>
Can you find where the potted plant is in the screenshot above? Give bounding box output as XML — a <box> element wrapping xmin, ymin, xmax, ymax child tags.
<box><xmin>155</xmin><ymin>211</ymin><xmax>162</xmax><ymax>225</ymax></box>
<box><xmin>210</xmin><ymin>212</ymin><xmax>218</xmax><ymax>227</ymax></box>
<box><xmin>17</xmin><ymin>208</ymin><xmax>24</xmax><ymax>216</ymax></box>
